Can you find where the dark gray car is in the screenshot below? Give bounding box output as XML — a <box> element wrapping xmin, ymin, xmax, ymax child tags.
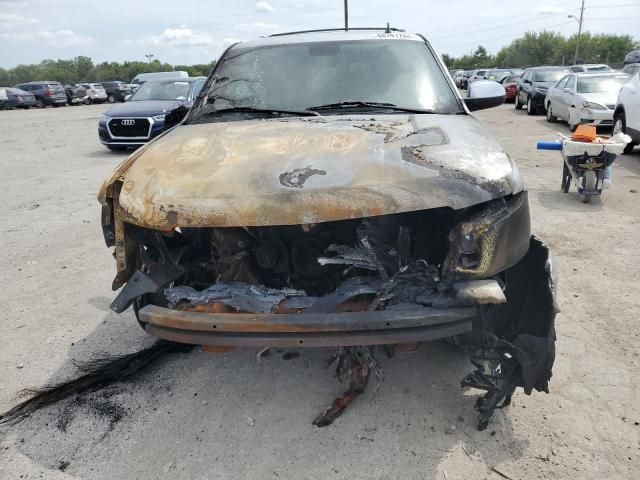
<box><xmin>13</xmin><ymin>81</ymin><xmax>67</xmax><ymax>107</ymax></box>
<box><xmin>515</xmin><ymin>66</ymin><xmax>569</xmax><ymax>115</ymax></box>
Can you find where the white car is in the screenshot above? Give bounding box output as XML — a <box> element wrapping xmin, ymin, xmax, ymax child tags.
<box><xmin>79</xmin><ymin>83</ymin><xmax>108</xmax><ymax>104</ymax></box>
<box><xmin>453</xmin><ymin>70</ymin><xmax>466</xmax><ymax>88</ymax></box>
<box><xmin>0</xmin><ymin>88</ymin><xmax>7</xmax><ymax>109</ymax></box>
<box><xmin>614</xmin><ymin>70</ymin><xmax>640</xmax><ymax>154</ymax></box>
<box><xmin>467</xmin><ymin>69</ymin><xmax>488</xmax><ymax>85</ymax></box>
<box><xmin>544</xmin><ymin>72</ymin><xmax>630</xmax><ymax>131</ymax></box>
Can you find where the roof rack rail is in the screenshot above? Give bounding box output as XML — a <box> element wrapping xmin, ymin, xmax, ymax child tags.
<box><xmin>269</xmin><ymin>27</ymin><xmax>406</xmax><ymax>37</ymax></box>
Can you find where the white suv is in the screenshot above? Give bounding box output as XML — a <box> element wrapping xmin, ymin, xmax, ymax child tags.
<box><xmin>614</xmin><ymin>71</ymin><xmax>640</xmax><ymax>154</ymax></box>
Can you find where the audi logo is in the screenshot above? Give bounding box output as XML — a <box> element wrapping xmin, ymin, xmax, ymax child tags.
<box><xmin>121</xmin><ymin>119</ymin><xmax>136</xmax><ymax>126</ymax></box>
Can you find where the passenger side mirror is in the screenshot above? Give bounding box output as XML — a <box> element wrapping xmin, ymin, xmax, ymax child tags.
<box><xmin>523</xmin><ymin>79</ymin><xmax>531</xmax><ymax>84</ymax></box>
<box><xmin>464</xmin><ymin>80</ymin><xmax>506</xmax><ymax>111</ymax></box>
<box><xmin>124</xmin><ymin>94</ymin><xmax>132</xmax><ymax>102</ymax></box>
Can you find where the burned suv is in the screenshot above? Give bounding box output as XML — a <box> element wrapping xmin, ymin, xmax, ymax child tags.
<box><xmin>99</xmin><ymin>29</ymin><xmax>557</xmax><ymax>429</ymax></box>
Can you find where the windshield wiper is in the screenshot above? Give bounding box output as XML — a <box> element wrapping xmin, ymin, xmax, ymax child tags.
<box><xmin>305</xmin><ymin>101</ymin><xmax>436</xmax><ymax>114</ymax></box>
<box><xmin>202</xmin><ymin>106</ymin><xmax>319</xmax><ymax>117</ymax></box>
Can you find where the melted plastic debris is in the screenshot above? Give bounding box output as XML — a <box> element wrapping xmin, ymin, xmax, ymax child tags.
<box><xmin>164</xmin><ymin>282</ymin><xmax>307</xmax><ymax>314</ymax></box>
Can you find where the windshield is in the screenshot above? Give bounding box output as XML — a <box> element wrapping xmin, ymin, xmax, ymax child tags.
<box><xmin>534</xmin><ymin>70</ymin><xmax>568</xmax><ymax>82</ymax></box>
<box><xmin>131</xmin><ymin>80</ymin><xmax>191</xmax><ymax>101</ymax></box>
<box><xmin>577</xmin><ymin>75</ymin><xmax>629</xmax><ymax>93</ymax></box>
<box><xmin>191</xmin><ymin>39</ymin><xmax>460</xmax><ymax>120</ymax></box>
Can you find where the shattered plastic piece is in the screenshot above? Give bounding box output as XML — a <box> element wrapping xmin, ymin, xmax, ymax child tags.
<box><xmin>317</xmin><ymin>244</ymin><xmax>380</xmax><ymax>271</ymax></box>
<box><xmin>453</xmin><ymin>279</ymin><xmax>506</xmax><ymax>305</ymax></box>
<box><xmin>303</xmin><ymin>277</ymin><xmax>378</xmax><ymax>314</ymax></box>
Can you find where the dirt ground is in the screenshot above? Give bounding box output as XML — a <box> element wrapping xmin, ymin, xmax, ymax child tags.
<box><xmin>0</xmin><ymin>103</ymin><xmax>639</xmax><ymax>480</ymax></box>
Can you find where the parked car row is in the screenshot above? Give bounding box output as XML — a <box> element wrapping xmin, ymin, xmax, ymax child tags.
<box><xmin>451</xmin><ymin>68</ymin><xmax>523</xmax><ymax>89</ymax></box>
<box><xmin>450</xmin><ymin>61</ymin><xmax>639</xmax><ymax>154</ymax></box>
<box><xmin>0</xmin><ymin>79</ymin><xmax>146</xmax><ymax>110</ymax></box>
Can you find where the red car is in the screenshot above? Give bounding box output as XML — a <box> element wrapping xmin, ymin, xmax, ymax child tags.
<box><xmin>501</xmin><ymin>75</ymin><xmax>520</xmax><ymax>102</ymax></box>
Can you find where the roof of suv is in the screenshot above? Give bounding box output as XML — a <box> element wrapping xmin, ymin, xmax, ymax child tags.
<box><xmin>230</xmin><ymin>29</ymin><xmax>424</xmax><ymax>49</ymax></box>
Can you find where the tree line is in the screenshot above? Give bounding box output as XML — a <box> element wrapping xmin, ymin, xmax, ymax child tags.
<box><xmin>0</xmin><ymin>56</ymin><xmax>216</xmax><ymax>86</ymax></box>
<box><xmin>443</xmin><ymin>31</ymin><xmax>636</xmax><ymax>70</ymax></box>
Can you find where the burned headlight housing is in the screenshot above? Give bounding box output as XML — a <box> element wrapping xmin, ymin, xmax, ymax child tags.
<box><xmin>442</xmin><ymin>191</ymin><xmax>531</xmax><ymax>283</ymax></box>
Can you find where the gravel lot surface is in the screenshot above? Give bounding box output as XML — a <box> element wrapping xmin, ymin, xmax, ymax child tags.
<box><xmin>1</xmin><ymin>103</ymin><xmax>639</xmax><ymax>479</ymax></box>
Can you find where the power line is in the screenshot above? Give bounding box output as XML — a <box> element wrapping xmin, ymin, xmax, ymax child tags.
<box><xmin>586</xmin><ymin>2</ymin><xmax>640</xmax><ymax>8</ymax></box>
<box><xmin>437</xmin><ymin>21</ymin><xmax>575</xmax><ymax>50</ymax></box>
<box><xmin>429</xmin><ymin>12</ymin><xmax>570</xmax><ymax>39</ymax></box>
<box><xmin>582</xmin><ymin>16</ymin><xmax>640</xmax><ymax>20</ymax></box>
<box><xmin>426</xmin><ymin>0</ymin><xmax>580</xmax><ymax>35</ymax></box>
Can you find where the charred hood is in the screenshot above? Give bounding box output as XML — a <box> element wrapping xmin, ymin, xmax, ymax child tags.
<box><xmin>100</xmin><ymin>114</ymin><xmax>524</xmax><ymax>228</ymax></box>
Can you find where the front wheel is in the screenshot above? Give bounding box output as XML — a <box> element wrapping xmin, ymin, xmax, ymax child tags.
<box><xmin>581</xmin><ymin>171</ymin><xmax>597</xmax><ymax>203</ymax></box>
<box><xmin>546</xmin><ymin>104</ymin><xmax>557</xmax><ymax>123</ymax></box>
<box><xmin>515</xmin><ymin>94</ymin><xmax>523</xmax><ymax>110</ymax></box>
<box><xmin>107</xmin><ymin>95</ymin><xmax>116</xmax><ymax>103</ymax></box>
<box><xmin>527</xmin><ymin>97</ymin><xmax>536</xmax><ymax>115</ymax></box>
<box><xmin>614</xmin><ymin>113</ymin><xmax>637</xmax><ymax>154</ymax></box>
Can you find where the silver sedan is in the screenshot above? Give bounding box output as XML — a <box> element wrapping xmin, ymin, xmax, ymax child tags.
<box><xmin>544</xmin><ymin>72</ymin><xmax>629</xmax><ymax>131</ymax></box>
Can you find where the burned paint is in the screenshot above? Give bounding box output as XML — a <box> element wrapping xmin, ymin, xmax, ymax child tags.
<box><xmin>279</xmin><ymin>166</ymin><xmax>327</xmax><ymax>188</ymax></box>
<box><xmin>99</xmin><ymin>114</ymin><xmax>524</xmax><ymax>229</ymax></box>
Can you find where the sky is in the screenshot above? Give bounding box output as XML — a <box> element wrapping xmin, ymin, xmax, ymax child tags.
<box><xmin>0</xmin><ymin>0</ymin><xmax>639</xmax><ymax>68</ymax></box>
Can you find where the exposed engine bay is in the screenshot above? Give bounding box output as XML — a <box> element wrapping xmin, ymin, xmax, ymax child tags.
<box><xmin>102</xmin><ymin>189</ymin><xmax>557</xmax><ymax>429</ymax></box>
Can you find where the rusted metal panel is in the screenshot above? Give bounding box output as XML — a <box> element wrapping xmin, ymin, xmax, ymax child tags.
<box><xmin>144</xmin><ymin>319</ymin><xmax>473</xmax><ymax>348</ymax></box>
<box><xmin>101</xmin><ymin>114</ymin><xmax>524</xmax><ymax>229</ymax></box>
<box><xmin>139</xmin><ymin>303</ymin><xmax>476</xmax><ymax>333</ymax></box>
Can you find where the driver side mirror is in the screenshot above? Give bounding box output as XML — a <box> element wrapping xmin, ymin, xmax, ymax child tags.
<box><xmin>523</xmin><ymin>79</ymin><xmax>531</xmax><ymax>84</ymax></box>
<box><xmin>124</xmin><ymin>94</ymin><xmax>132</xmax><ymax>102</ymax></box>
<box><xmin>464</xmin><ymin>80</ymin><xmax>506</xmax><ymax>111</ymax></box>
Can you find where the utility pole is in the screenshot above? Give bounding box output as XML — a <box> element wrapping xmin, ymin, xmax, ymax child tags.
<box><xmin>344</xmin><ymin>0</ymin><xmax>349</xmax><ymax>30</ymax></box>
<box><xmin>573</xmin><ymin>0</ymin><xmax>585</xmax><ymax>64</ymax></box>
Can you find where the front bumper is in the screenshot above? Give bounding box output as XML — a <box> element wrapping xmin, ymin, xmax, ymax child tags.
<box><xmin>571</xmin><ymin>107</ymin><xmax>614</xmax><ymax>127</ymax></box>
<box><xmin>138</xmin><ymin>304</ymin><xmax>476</xmax><ymax>347</ymax></box>
<box><xmin>531</xmin><ymin>92</ymin><xmax>547</xmax><ymax>109</ymax></box>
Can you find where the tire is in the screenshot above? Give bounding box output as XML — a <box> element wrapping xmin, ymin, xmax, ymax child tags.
<box><xmin>569</xmin><ymin>123</ymin><xmax>578</xmax><ymax>132</ymax></box>
<box><xmin>514</xmin><ymin>94</ymin><xmax>523</xmax><ymax>110</ymax></box>
<box><xmin>581</xmin><ymin>171</ymin><xmax>597</xmax><ymax>203</ymax></box>
<box><xmin>613</xmin><ymin>113</ymin><xmax>637</xmax><ymax>154</ymax></box>
<box><xmin>35</xmin><ymin>99</ymin><xmax>43</xmax><ymax>108</ymax></box>
<box><xmin>527</xmin><ymin>97</ymin><xmax>537</xmax><ymax>115</ymax></box>
<box><xmin>546</xmin><ymin>104</ymin><xmax>557</xmax><ymax>123</ymax></box>
<box><xmin>107</xmin><ymin>95</ymin><xmax>116</xmax><ymax>103</ymax></box>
